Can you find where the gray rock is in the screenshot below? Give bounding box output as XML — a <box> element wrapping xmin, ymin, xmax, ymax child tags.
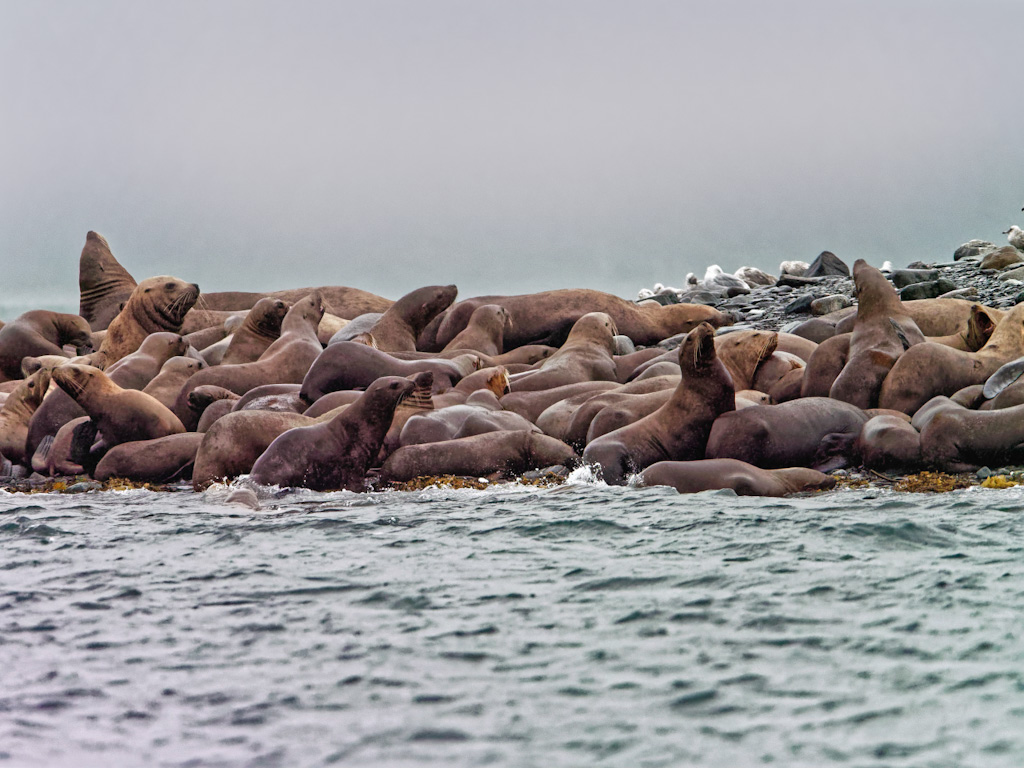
<box><xmin>899</xmin><ymin>279</ymin><xmax>957</xmax><ymax>301</ymax></box>
<box><xmin>999</xmin><ymin>266</ymin><xmax>1024</xmax><ymax>282</ymax></box>
<box><xmin>810</xmin><ymin>294</ymin><xmax>853</xmax><ymax>315</ymax></box>
<box><xmin>804</xmin><ymin>251</ymin><xmax>850</xmax><ymax>278</ymax></box>
<box><xmin>776</xmin><ymin>274</ymin><xmax>823</xmax><ymax>288</ymax></box>
<box><xmin>954</xmin><ymin>240</ymin><xmax>997</xmax><ymax>261</ymax></box>
<box><xmin>890</xmin><ymin>269</ymin><xmax>940</xmax><ymax>289</ymax></box>
<box><xmin>613</xmin><ymin>335</ymin><xmax>636</xmax><ymax>355</ymax></box>
<box><xmin>66</xmin><ymin>481</ymin><xmax>102</xmax><ymax>493</ymax></box>
<box><xmin>976</xmin><ymin>467</ymin><xmax>992</xmax><ymax>480</ymax></box>
<box><xmin>784</xmin><ymin>294</ymin><xmax>816</xmax><ymax>314</ymax></box>
<box><xmin>979</xmin><ymin>246</ymin><xmax>1024</xmax><ymax>271</ymax></box>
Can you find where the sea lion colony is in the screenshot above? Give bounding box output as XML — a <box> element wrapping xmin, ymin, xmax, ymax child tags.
<box><xmin>2</xmin><ymin>229</ymin><xmax>1024</xmax><ymax>497</ymax></box>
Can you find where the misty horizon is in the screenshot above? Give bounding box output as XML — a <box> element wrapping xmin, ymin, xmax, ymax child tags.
<box><xmin>2</xmin><ymin>0</ymin><xmax>1022</xmax><ymax>316</ymax></box>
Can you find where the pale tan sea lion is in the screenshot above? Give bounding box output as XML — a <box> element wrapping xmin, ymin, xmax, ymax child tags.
<box><xmin>0</xmin><ymin>368</ymin><xmax>52</xmax><ymax>465</ymax></box>
<box><xmin>640</xmin><ymin>459</ymin><xmax>835</xmax><ymax>496</ymax></box>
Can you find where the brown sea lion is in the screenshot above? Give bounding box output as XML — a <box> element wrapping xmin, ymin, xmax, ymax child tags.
<box><xmin>93</xmin><ymin>432</ymin><xmax>204</xmax><ymax>483</ymax></box>
<box><xmin>78</xmin><ymin>231</ymin><xmax>138</xmax><ymax>331</ymax></box>
<box><xmin>561</xmin><ymin>376</ymin><xmax>680</xmax><ymax>447</ymax></box>
<box><xmin>424</xmin><ymin>289</ymin><xmax>733</xmax><ymax>350</ymax></box>
<box><xmin>500</xmin><ymin>381</ymin><xmax>621</xmax><ymax>424</ymax></box>
<box><xmin>0</xmin><ymin>368</ymin><xmax>52</xmax><ymax>465</ymax></box>
<box><xmin>173</xmin><ymin>293</ymin><xmax>325</xmax><ymax>429</ymax></box>
<box><xmin>833</xmin><ymin>298</ymin><xmax>1003</xmax><ymax>337</ymax></box>
<box><xmin>508</xmin><ymin>312</ymin><xmax>618</xmax><ymax>392</ymax></box>
<box><xmin>367</xmin><ymin>285</ymin><xmax>458</xmax><ymax>353</ymax></box>
<box><xmin>192</xmin><ymin>410</ymin><xmax>314</xmax><ymax>489</ymax></box>
<box><xmin>582</xmin><ymin>323</ymin><xmax>735</xmax><ymax>485</ymax></box>
<box><xmin>52</xmin><ymin>364</ymin><xmax>186</xmax><ymax>454</ymax></box>
<box><xmin>246</xmin><ymin>376</ymin><xmax>415</xmax><ymax>491</ymax></box>
<box><xmin>706</xmin><ymin>397</ymin><xmax>869</xmax><ymax>471</ymax></box>
<box><xmin>879</xmin><ymin>303</ymin><xmax>1024</xmax><ymax>415</ymax></box>
<box><xmin>34</xmin><ymin>416</ymin><xmax>90</xmax><ymax>476</ymax></box>
<box><xmin>231</xmin><ymin>384</ymin><xmax>307</xmax><ymax>415</ymax></box>
<box><xmin>854</xmin><ymin>414</ymin><xmax>922</xmax><ymax>471</ymax></box>
<box><xmin>199</xmin><ymin>287</ymin><xmax>391</xmax><ymax>319</ymax></box>
<box><xmin>440</xmin><ymin>304</ymin><xmax>510</xmax><ymax>356</ymax></box>
<box><xmin>640</xmin><ymin>459</ymin><xmax>836</xmax><ymax>496</ymax></box>
<box><xmin>750</xmin><ymin>352</ymin><xmax>804</xmax><ymax>395</ymax></box>
<box><xmin>829</xmin><ymin>260</ymin><xmax>927</xmax><ymax>409</ymax></box>
<box><xmin>919</xmin><ymin>400</ymin><xmax>1024</xmax><ymax>472</ymax></box>
<box><xmin>93</xmin><ymin>277</ymin><xmax>200</xmax><ymax>369</ymax></box>
<box><xmin>0</xmin><ymin>311</ymin><xmax>94</xmax><ymax>381</ymax></box>
<box><xmin>379</xmin><ymin>430</ymin><xmax>577</xmax><ymax>484</ymax></box>
<box><xmin>141</xmin><ymin>356</ymin><xmax>207</xmax><ymax>410</ymax></box>
<box><xmin>400</xmin><ymin>404</ymin><xmax>539</xmax><ymax>447</ymax></box>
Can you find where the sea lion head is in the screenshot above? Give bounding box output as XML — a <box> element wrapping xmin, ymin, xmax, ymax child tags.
<box><xmin>363</xmin><ymin>375</ymin><xmax>417</xmax><ymax>412</ymax></box>
<box><xmin>11</xmin><ymin>367</ymin><xmax>52</xmax><ymax>411</ymax></box>
<box><xmin>852</xmin><ymin>259</ymin><xmax>897</xmax><ymax>304</ymax></box>
<box><xmin>282</xmin><ymin>291</ymin><xmax>326</xmax><ymax>333</ymax></box>
<box><xmin>679</xmin><ymin>322</ymin><xmax>719</xmax><ymax>373</ymax></box>
<box><xmin>565</xmin><ymin>312</ymin><xmax>618</xmax><ymax>350</ymax></box>
<box><xmin>52</xmin><ymin>364</ymin><xmax>104</xmax><ymax>402</ymax></box>
<box><xmin>134</xmin><ymin>276</ymin><xmax>201</xmax><ymax>331</ymax></box>
<box><xmin>249</xmin><ymin>297</ymin><xmax>290</xmax><ymax>337</ymax></box>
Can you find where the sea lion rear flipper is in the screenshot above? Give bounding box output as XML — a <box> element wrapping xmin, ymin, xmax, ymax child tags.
<box><xmin>31</xmin><ymin>435</ymin><xmax>55</xmax><ymax>474</ymax></box>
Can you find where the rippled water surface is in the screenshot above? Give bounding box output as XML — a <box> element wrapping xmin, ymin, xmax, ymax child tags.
<box><xmin>3</xmin><ymin>479</ymin><xmax>1024</xmax><ymax>767</ymax></box>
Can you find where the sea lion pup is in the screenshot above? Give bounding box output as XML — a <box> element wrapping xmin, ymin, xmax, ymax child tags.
<box><xmin>298</xmin><ymin>342</ymin><xmax>474</xmax><ymax>403</ymax></box>
<box><xmin>582</xmin><ymin>323</ymin><xmax>735</xmax><ymax>485</ymax></box>
<box><xmin>440</xmin><ymin>304</ymin><xmax>510</xmax><ymax>356</ymax></box>
<box><xmin>640</xmin><ymin>459</ymin><xmax>835</xmax><ymax>497</ymax></box>
<box><xmin>422</xmin><ymin>288</ymin><xmax>733</xmax><ymax>351</ymax></box>
<box><xmin>365</xmin><ymin>284</ymin><xmax>457</xmax><ymax>353</ymax></box>
<box><xmin>141</xmin><ymin>356</ymin><xmax>207</xmax><ymax>410</ymax></box>
<box><xmin>705</xmin><ymin>397</ymin><xmax>869</xmax><ymax>471</ymax></box>
<box><xmin>379</xmin><ymin>430</ymin><xmax>577</xmax><ymax>484</ymax></box>
<box><xmin>507</xmin><ymin>312</ymin><xmax>619</xmax><ymax>392</ymax></box>
<box><xmin>878</xmin><ymin>303</ymin><xmax>1024</xmax><ymax>415</ymax></box>
<box><xmin>829</xmin><ymin>260</ymin><xmax>927</xmax><ymax>409</ymax></box>
<box><xmin>172</xmin><ymin>292</ymin><xmax>325</xmax><ymax>429</ymax></box>
<box><xmin>918</xmin><ymin>399</ymin><xmax>1024</xmax><ymax>472</ymax></box>
<box><xmin>0</xmin><ymin>368</ymin><xmax>52</xmax><ymax>465</ymax></box>
<box><xmin>248</xmin><ymin>376</ymin><xmax>415</xmax><ymax>491</ymax></box>
<box><xmin>93</xmin><ymin>432</ymin><xmax>204</xmax><ymax>483</ymax></box>
<box><xmin>91</xmin><ymin>276</ymin><xmax>200</xmax><ymax>369</ymax></box>
<box><xmin>854</xmin><ymin>414</ymin><xmax>923</xmax><ymax>472</ymax></box>
<box><xmin>0</xmin><ymin>310</ymin><xmax>94</xmax><ymax>381</ymax></box>
<box><xmin>52</xmin><ymin>364</ymin><xmax>185</xmax><ymax>456</ymax></box>
<box><xmin>78</xmin><ymin>231</ymin><xmax>138</xmax><ymax>331</ymax></box>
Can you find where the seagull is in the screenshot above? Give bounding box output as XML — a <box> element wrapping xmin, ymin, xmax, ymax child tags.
<box><xmin>1004</xmin><ymin>225</ymin><xmax>1024</xmax><ymax>250</ymax></box>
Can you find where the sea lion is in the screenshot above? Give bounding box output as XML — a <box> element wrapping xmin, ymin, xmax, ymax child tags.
<box><xmin>705</xmin><ymin>397</ymin><xmax>868</xmax><ymax>470</ymax></box>
<box><xmin>93</xmin><ymin>432</ymin><xmax>204</xmax><ymax>483</ymax></box>
<box><xmin>78</xmin><ymin>231</ymin><xmax>138</xmax><ymax>331</ymax></box>
<box><xmin>424</xmin><ymin>289</ymin><xmax>733</xmax><ymax>350</ymax></box>
<box><xmin>93</xmin><ymin>276</ymin><xmax>200</xmax><ymax>368</ymax></box>
<box><xmin>750</xmin><ymin>352</ymin><xmax>804</xmax><ymax>395</ymax></box>
<box><xmin>440</xmin><ymin>304</ymin><xmax>510</xmax><ymax>356</ymax></box>
<box><xmin>500</xmin><ymin>381</ymin><xmax>621</xmax><ymax>424</ymax></box>
<box><xmin>919</xmin><ymin>400</ymin><xmax>1024</xmax><ymax>472</ymax></box>
<box><xmin>833</xmin><ymin>298</ymin><xmax>1003</xmax><ymax>337</ymax></box>
<box><xmin>141</xmin><ymin>356</ymin><xmax>207</xmax><ymax>410</ymax></box>
<box><xmin>172</xmin><ymin>293</ymin><xmax>325</xmax><ymax>429</ymax></box>
<box><xmin>853</xmin><ymin>414</ymin><xmax>922</xmax><ymax>471</ymax></box>
<box><xmin>366</xmin><ymin>284</ymin><xmax>457</xmax><ymax>352</ymax></box>
<box><xmin>0</xmin><ymin>368</ymin><xmax>52</xmax><ymax>465</ymax></box>
<box><xmin>243</xmin><ymin>377</ymin><xmax>415</xmax><ymax>491</ymax></box>
<box><xmin>379</xmin><ymin>430</ymin><xmax>577</xmax><ymax>484</ymax></box>
<box><xmin>0</xmin><ymin>310</ymin><xmax>94</xmax><ymax>381</ymax></box>
<box><xmin>399</xmin><ymin>400</ymin><xmax>537</xmax><ymax>447</ymax></box>
<box><xmin>640</xmin><ymin>459</ymin><xmax>836</xmax><ymax>496</ymax></box>
<box><xmin>231</xmin><ymin>384</ymin><xmax>307</xmax><ymax>415</ymax></box>
<box><xmin>52</xmin><ymin>364</ymin><xmax>186</xmax><ymax>456</ymax></box>
<box><xmin>213</xmin><ymin>297</ymin><xmax>289</xmax><ymax>365</ymax></box>
<box><xmin>582</xmin><ymin>323</ymin><xmax>735</xmax><ymax>485</ymax></box>
<box><xmin>507</xmin><ymin>312</ymin><xmax>618</xmax><ymax>392</ymax></box>
<box><xmin>561</xmin><ymin>376</ymin><xmax>680</xmax><ymax>448</ymax></box>
<box><xmin>879</xmin><ymin>303</ymin><xmax>1024</xmax><ymax>415</ymax></box>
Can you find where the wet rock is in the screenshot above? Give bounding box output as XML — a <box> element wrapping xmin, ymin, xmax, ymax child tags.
<box><xmin>899</xmin><ymin>279</ymin><xmax>956</xmax><ymax>301</ymax></box>
<box><xmin>735</xmin><ymin>266</ymin><xmax>776</xmax><ymax>286</ymax></box>
<box><xmin>725</xmin><ymin>286</ymin><xmax>750</xmax><ymax>298</ymax></box>
<box><xmin>954</xmin><ymin>240</ymin><xmax>997</xmax><ymax>261</ymax></box>
<box><xmin>776</xmin><ymin>274</ymin><xmax>822</xmax><ymax>289</ymax></box>
<box><xmin>810</xmin><ymin>294</ymin><xmax>852</xmax><ymax>315</ymax></box>
<box><xmin>646</xmin><ymin>292</ymin><xmax>680</xmax><ymax>306</ymax></box>
<box><xmin>979</xmin><ymin>246</ymin><xmax>1024</xmax><ymax>271</ymax></box>
<box><xmin>675</xmin><ymin>290</ymin><xmax>721</xmax><ymax>306</ymax></box>
<box><xmin>66</xmin><ymin>481</ymin><xmax>102</xmax><ymax>493</ymax></box>
<box><xmin>804</xmin><ymin>250</ymin><xmax>850</xmax><ymax>278</ymax></box>
<box><xmin>784</xmin><ymin>294</ymin><xmax>815</xmax><ymax>315</ymax></box>
<box><xmin>890</xmin><ymin>269</ymin><xmax>940</xmax><ymax>289</ymax></box>
<box><xmin>975</xmin><ymin>467</ymin><xmax>992</xmax><ymax>480</ymax></box>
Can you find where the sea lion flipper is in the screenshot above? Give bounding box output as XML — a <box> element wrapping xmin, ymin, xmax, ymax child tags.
<box><xmin>888</xmin><ymin>319</ymin><xmax>912</xmax><ymax>351</ymax></box>
<box><xmin>982</xmin><ymin>355</ymin><xmax>1024</xmax><ymax>400</ymax></box>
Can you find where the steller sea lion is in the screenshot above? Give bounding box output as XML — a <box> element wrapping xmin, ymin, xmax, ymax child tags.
<box><xmin>93</xmin><ymin>432</ymin><xmax>204</xmax><ymax>483</ymax></box>
<box><xmin>0</xmin><ymin>368</ymin><xmax>52</xmax><ymax>465</ymax></box>
<box><xmin>78</xmin><ymin>231</ymin><xmax>138</xmax><ymax>331</ymax></box>
<box><xmin>0</xmin><ymin>310</ymin><xmax>94</xmax><ymax>381</ymax></box>
<box><xmin>440</xmin><ymin>304</ymin><xmax>511</xmax><ymax>356</ymax></box>
<box><xmin>367</xmin><ymin>285</ymin><xmax>457</xmax><ymax>353</ymax></box>
<box><xmin>640</xmin><ymin>459</ymin><xmax>836</xmax><ymax>496</ymax></box>
<box><xmin>507</xmin><ymin>312</ymin><xmax>619</xmax><ymax>392</ymax></box>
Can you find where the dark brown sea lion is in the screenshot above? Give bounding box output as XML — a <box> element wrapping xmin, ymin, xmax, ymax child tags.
<box><xmin>853</xmin><ymin>414</ymin><xmax>922</xmax><ymax>471</ymax></box>
<box><xmin>246</xmin><ymin>376</ymin><xmax>415</xmax><ymax>490</ymax></box>
<box><xmin>0</xmin><ymin>311</ymin><xmax>94</xmax><ymax>381</ymax></box>
<box><xmin>424</xmin><ymin>289</ymin><xmax>733</xmax><ymax>350</ymax></box>
<box><xmin>93</xmin><ymin>432</ymin><xmax>204</xmax><ymax>483</ymax></box>
<box><xmin>508</xmin><ymin>312</ymin><xmax>618</xmax><ymax>392</ymax></box>
<box><xmin>919</xmin><ymin>400</ymin><xmax>1024</xmax><ymax>472</ymax></box>
<box><xmin>298</xmin><ymin>342</ymin><xmax>473</xmax><ymax>403</ymax></box>
<box><xmin>379</xmin><ymin>430</ymin><xmax>577</xmax><ymax>484</ymax></box>
<box><xmin>93</xmin><ymin>277</ymin><xmax>200</xmax><ymax>368</ymax></box>
<box><xmin>828</xmin><ymin>260</ymin><xmax>927</xmax><ymax>409</ymax></box>
<box><xmin>561</xmin><ymin>376</ymin><xmax>680</xmax><ymax>447</ymax></box>
<box><xmin>582</xmin><ymin>323</ymin><xmax>735</xmax><ymax>484</ymax></box>
<box><xmin>440</xmin><ymin>304</ymin><xmax>510</xmax><ymax>356</ymax></box>
<box><xmin>366</xmin><ymin>285</ymin><xmax>457</xmax><ymax>352</ymax></box>
<box><xmin>52</xmin><ymin>364</ymin><xmax>186</xmax><ymax>454</ymax></box>
<box><xmin>705</xmin><ymin>397</ymin><xmax>868</xmax><ymax>470</ymax></box>
<box><xmin>187</xmin><ymin>384</ymin><xmax>241</xmax><ymax>432</ymax></box>
<box><xmin>640</xmin><ymin>459</ymin><xmax>836</xmax><ymax>496</ymax></box>
<box><xmin>78</xmin><ymin>231</ymin><xmax>138</xmax><ymax>331</ymax></box>
<box><xmin>879</xmin><ymin>303</ymin><xmax>1024</xmax><ymax>415</ymax></box>
<box><xmin>400</xmin><ymin>401</ymin><xmax>538</xmax><ymax>447</ymax></box>
<box><xmin>173</xmin><ymin>293</ymin><xmax>325</xmax><ymax>428</ymax></box>
<box><xmin>0</xmin><ymin>368</ymin><xmax>52</xmax><ymax>465</ymax></box>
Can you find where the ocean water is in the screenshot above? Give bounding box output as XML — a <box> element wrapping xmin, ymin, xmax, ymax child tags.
<box><xmin>2</xmin><ymin>478</ymin><xmax>1024</xmax><ymax>768</ymax></box>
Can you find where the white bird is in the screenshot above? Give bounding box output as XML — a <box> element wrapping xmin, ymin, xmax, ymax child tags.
<box><xmin>1004</xmin><ymin>225</ymin><xmax>1024</xmax><ymax>250</ymax></box>
<box><xmin>702</xmin><ymin>265</ymin><xmax>749</xmax><ymax>293</ymax></box>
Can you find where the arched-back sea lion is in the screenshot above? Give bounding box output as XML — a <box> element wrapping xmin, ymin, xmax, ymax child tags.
<box><xmin>508</xmin><ymin>312</ymin><xmax>618</xmax><ymax>392</ymax></box>
<box><xmin>367</xmin><ymin>285</ymin><xmax>457</xmax><ymax>352</ymax></box>
<box><xmin>248</xmin><ymin>376</ymin><xmax>415</xmax><ymax>491</ymax></box>
<box><xmin>640</xmin><ymin>459</ymin><xmax>836</xmax><ymax>497</ymax></box>
<box><xmin>0</xmin><ymin>311</ymin><xmax>94</xmax><ymax>381</ymax></box>
<box><xmin>0</xmin><ymin>368</ymin><xmax>52</xmax><ymax>465</ymax></box>
<box><xmin>582</xmin><ymin>323</ymin><xmax>735</xmax><ymax>484</ymax></box>
<box><xmin>854</xmin><ymin>414</ymin><xmax>922</xmax><ymax>471</ymax></box>
<box><xmin>93</xmin><ymin>277</ymin><xmax>200</xmax><ymax>369</ymax></box>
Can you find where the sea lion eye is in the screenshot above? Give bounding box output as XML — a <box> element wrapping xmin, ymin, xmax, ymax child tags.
<box><xmin>165</xmin><ymin>282</ymin><xmax>175</xmax><ymax>290</ymax></box>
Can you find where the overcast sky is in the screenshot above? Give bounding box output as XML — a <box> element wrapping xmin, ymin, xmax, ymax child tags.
<box><xmin>2</xmin><ymin>0</ymin><xmax>1022</xmax><ymax>312</ymax></box>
